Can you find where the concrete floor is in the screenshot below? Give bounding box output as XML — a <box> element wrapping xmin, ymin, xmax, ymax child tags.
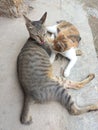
<box><xmin>81</xmin><ymin>0</ymin><xmax>98</xmax><ymax>55</ymax></box>
<box><xmin>0</xmin><ymin>0</ymin><xmax>98</xmax><ymax>130</ymax></box>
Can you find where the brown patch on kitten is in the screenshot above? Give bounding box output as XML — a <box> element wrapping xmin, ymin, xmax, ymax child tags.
<box><xmin>53</xmin><ymin>21</ymin><xmax>81</xmax><ymax>52</ymax></box>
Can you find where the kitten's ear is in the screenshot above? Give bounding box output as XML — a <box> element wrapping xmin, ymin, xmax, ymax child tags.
<box><xmin>57</xmin><ymin>28</ymin><xmax>60</xmax><ymax>33</ymax></box>
<box><xmin>23</xmin><ymin>15</ymin><xmax>32</xmax><ymax>24</ymax></box>
<box><xmin>40</xmin><ymin>12</ymin><xmax>47</xmax><ymax>24</ymax></box>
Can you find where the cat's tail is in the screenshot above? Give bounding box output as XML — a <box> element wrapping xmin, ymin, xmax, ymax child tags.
<box><xmin>31</xmin><ymin>81</ymin><xmax>98</xmax><ymax>115</ymax></box>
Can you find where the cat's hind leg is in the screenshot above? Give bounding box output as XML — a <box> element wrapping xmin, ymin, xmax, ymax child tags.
<box><xmin>65</xmin><ymin>73</ymin><xmax>95</xmax><ymax>89</ymax></box>
<box><xmin>52</xmin><ymin>74</ymin><xmax>95</xmax><ymax>90</ymax></box>
<box><xmin>52</xmin><ymin>84</ymin><xmax>98</xmax><ymax>115</ymax></box>
<box><xmin>35</xmin><ymin>83</ymin><xmax>98</xmax><ymax>115</ymax></box>
<box><xmin>68</xmin><ymin>102</ymin><xmax>98</xmax><ymax>115</ymax></box>
<box><xmin>21</xmin><ymin>95</ymin><xmax>34</xmax><ymax>125</ymax></box>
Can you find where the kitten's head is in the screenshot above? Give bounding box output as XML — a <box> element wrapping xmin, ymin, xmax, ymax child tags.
<box><xmin>53</xmin><ymin>33</ymin><xmax>73</xmax><ymax>52</ymax></box>
<box><xmin>24</xmin><ymin>12</ymin><xmax>47</xmax><ymax>45</ymax></box>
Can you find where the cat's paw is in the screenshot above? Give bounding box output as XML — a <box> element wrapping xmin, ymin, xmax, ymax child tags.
<box><xmin>64</xmin><ymin>69</ymin><xmax>70</xmax><ymax>77</ymax></box>
<box><xmin>76</xmin><ymin>49</ymin><xmax>83</xmax><ymax>56</ymax></box>
<box><xmin>88</xmin><ymin>73</ymin><xmax>95</xmax><ymax>80</ymax></box>
<box><xmin>21</xmin><ymin>115</ymin><xmax>32</xmax><ymax>125</ymax></box>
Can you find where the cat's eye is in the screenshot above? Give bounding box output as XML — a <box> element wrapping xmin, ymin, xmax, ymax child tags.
<box><xmin>43</xmin><ymin>33</ymin><xmax>46</xmax><ymax>36</ymax></box>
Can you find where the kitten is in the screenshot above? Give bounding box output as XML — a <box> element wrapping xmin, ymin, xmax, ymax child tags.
<box><xmin>46</xmin><ymin>21</ymin><xmax>82</xmax><ymax>77</ymax></box>
<box><xmin>17</xmin><ymin>13</ymin><xmax>98</xmax><ymax>125</ymax></box>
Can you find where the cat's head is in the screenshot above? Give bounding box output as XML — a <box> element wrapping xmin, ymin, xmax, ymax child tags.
<box><xmin>53</xmin><ymin>32</ymin><xmax>73</xmax><ymax>52</ymax></box>
<box><xmin>24</xmin><ymin>12</ymin><xmax>47</xmax><ymax>45</ymax></box>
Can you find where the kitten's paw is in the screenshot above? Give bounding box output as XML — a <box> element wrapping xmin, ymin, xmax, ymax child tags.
<box><xmin>76</xmin><ymin>49</ymin><xmax>83</xmax><ymax>56</ymax></box>
<box><xmin>21</xmin><ymin>115</ymin><xmax>32</xmax><ymax>125</ymax></box>
<box><xmin>64</xmin><ymin>70</ymin><xmax>70</xmax><ymax>77</ymax></box>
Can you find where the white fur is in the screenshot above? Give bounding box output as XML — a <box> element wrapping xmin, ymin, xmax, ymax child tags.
<box><xmin>46</xmin><ymin>25</ymin><xmax>58</xmax><ymax>36</ymax></box>
<box><xmin>51</xmin><ymin>34</ymin><xmax>55</xmax><ymax>40</ymax></box>
<box><xmin>49</xmin><ymin>48</ymin><xmax>77</xmax><ymax>77</ymax></box>
<box><xmin>47</xmin><ymin>25</ymin><xmax>78</xmax><ymax>77</ymax></box>
<box><xmin>49</xmin><ymin>51</ymin><xmax>56</xmax><ymax>64</ymax></box>
<box><xmin>61</xmin><ymin>48</ymin><xmax>77</xmax><ymax>77</ymax></box>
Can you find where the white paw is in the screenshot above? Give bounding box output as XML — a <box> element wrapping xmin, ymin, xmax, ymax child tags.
<box><xmin>50</xmin><ymin>58</ymin><xmax>54</xmax><ymax>64</ymax></box>
<box><xmin>64</xmin><ymin>69</ymin><xmax>70</xmax><ymax>77</ymax></box>
<box><xmin>51</xmin><ymin>34</ymin><xmax>55</xmax><ymax>40</ymax></box>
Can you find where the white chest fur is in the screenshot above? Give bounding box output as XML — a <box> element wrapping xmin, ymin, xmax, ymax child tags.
<box><xmin>50</xmin><ymin>48</ymin><xmax>78</xmax><ymax>77</ymax></box>
<box><xmin>60</xmin><ymin>48</ymin><xmax>77</xmax><ymax>77</ymax></box>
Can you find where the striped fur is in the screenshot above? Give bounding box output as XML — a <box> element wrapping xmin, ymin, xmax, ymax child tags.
<box><xmin>17</xmin><ymin>13</ymin><xmax>98</xmax><ymax>125</ymax></box>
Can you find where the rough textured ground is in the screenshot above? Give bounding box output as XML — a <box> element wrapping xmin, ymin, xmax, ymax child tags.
<box><xmin>81</xmin><ymin>0</ymin><xmax>98</xmax><ymax>56</ymax></box>
<box><xmin>0</xmin><ymin>0</ymin><xmax>98</xmax><ymax>130</ymax></box>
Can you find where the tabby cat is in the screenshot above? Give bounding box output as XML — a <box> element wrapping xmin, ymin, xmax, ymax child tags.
<box><xmin>17</xmin><ymin>12</ymin><xmax>98</xmax><ymax>125</ymax></box>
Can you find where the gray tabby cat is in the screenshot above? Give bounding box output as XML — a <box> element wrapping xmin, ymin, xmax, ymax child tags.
<box><xmin>17</xmin><ymin>12</ymin><xmax>98</xmax><ymax>125</ymax></box>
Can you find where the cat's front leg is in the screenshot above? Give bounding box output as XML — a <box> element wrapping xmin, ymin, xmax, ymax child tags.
<box><xmin>64</xmin><ymin>48</ymin><xmax>77</xmax><ymax>77</ymax></box>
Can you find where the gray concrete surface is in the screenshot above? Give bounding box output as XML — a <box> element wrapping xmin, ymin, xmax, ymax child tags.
<box><xmin>0</xmin><ymin>0</ymin><xmax>98</xmax><ymax>130</ymax></box>
<box><xmin>81</xmin><ymin>0</ymin><xmax>98</xmax><ymax>56</ymax></box>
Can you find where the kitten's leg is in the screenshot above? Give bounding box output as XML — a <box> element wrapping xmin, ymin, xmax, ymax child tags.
<box><xmin>52</xmin><ymin>74</ymin><xmax>95</xmax><ymax>89</ymax></box>
<box><xmin>50</xmin><ymin>51</ymin><xmax>56</xmax><ymax>64</ymax></box>
<box><xmin>21</xmin><ymin>95</ymin><xmax>34</xmax><ymax>125</ymax></box>
<box><xmin>64</xmin><ymin>48</ymin><xmax>77</xmax><ymax>77</ymax></box>
<box><xmin>46</xmin><ymin>25</ymin><xmax>58</xmax><ymax>35</ymax></box>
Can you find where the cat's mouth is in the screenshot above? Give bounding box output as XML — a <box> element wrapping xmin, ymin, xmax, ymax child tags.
<box><xmin>37</xmin><ymin>35</ymin><xmax>45</xmax><ymax>45</ymax></box>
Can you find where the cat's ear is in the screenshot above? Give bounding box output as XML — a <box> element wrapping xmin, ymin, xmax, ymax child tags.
<box><xmin>40</xmin><ymin>12</ymin><xmax>47</xmax><ymax>24</ymax></box>
<box><xmin>23</xmin><ymin>15</ymin><xmax>34</xmax><ymax>30</ymax></box>
<box><xmin>23</xmin><ymin>15</ymin><xmax>32</xmax><ymax>24</ymax></box>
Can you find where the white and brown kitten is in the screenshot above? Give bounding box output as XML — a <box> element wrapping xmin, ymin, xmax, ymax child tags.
<box><xmin>47</xmin><ymin>21</ymin><xmax>82</xmax><ymax>77</ymax></box>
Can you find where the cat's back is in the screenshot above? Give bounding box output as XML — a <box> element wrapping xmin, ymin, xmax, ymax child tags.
<box><xmin>57</xmin><ymin>21</ymin><xmax>79</xmax><ymax>36</ymax></box>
